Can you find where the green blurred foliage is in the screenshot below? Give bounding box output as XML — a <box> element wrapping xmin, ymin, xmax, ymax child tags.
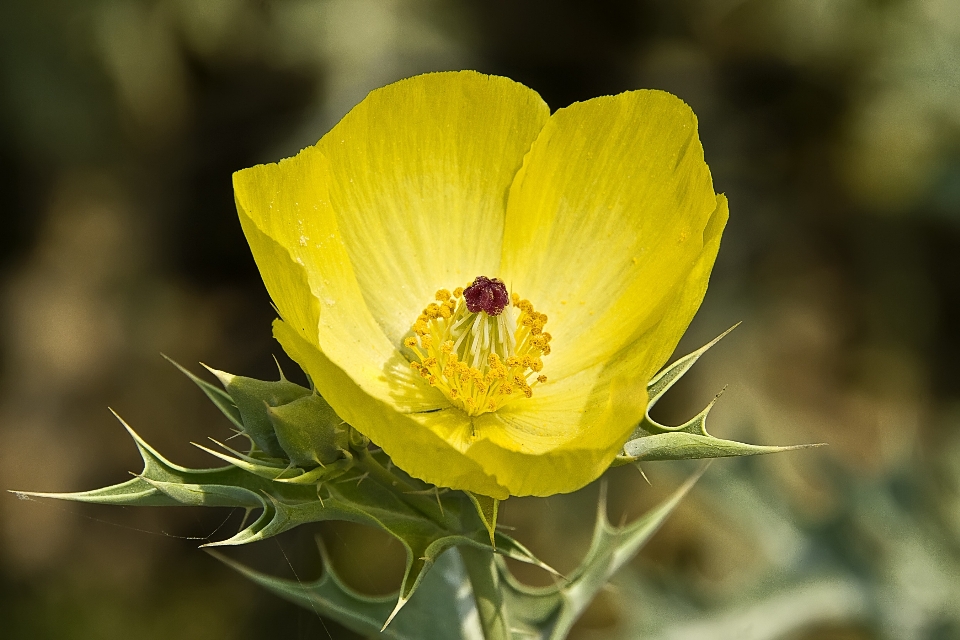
<box><xmin>1</xmin><ymin>0</ymin><xmax>959</xmax><ymax>638</ymax></box>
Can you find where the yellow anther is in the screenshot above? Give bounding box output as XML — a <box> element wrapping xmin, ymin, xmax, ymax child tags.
<box><xmin>406</xmin><ymin>281</ymin><xmax>552</xmax><ymax>416</ymax></box>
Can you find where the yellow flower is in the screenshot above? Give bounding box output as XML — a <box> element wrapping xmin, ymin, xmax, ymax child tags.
<box><xmin>233</xmin><ymin>71</ymin><xmax>727</xmax><ymax>499</ymax></box>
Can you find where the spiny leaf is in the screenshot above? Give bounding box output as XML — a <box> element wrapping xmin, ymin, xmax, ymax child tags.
<box><xmin>491</xmin><ymin>531</ymin><xmax>561</xmax><ymax>579</ymax></box>
<box><xmin>11</xmin><ymin>411</ymin><xmax>560</xmax><ymax>630</ymax></box>
<box><xmin>617</xmin><ymin>328</ymin><xmax>822</xmax><ymax>464</ymax></box>
<box><xmin>502</xmin><ymin>470</ymin><xmax>706</xmax><ymax>640</ymax></box>
<box><xmin>137</xmin><ymin>475</ymin><xmax>263</xmax><ymax>509</ymax></box>
<box><xmin>192</xmin><ymin>440</ymin><xmax>303</xmax><ymax>481</ymax></box>
<box><xmin>202</xmin><ymin>496</ymin><xmax>280</xmax><ymax>547</ymax></box>
<box><xmin>623</xmin><ymin>431</ymin><xmax>822</xmax><ymax>461</ymax></box>
<box><xmin>210</xmin><ymin>537</ymin><xmax>475</xmax><ymax>640</ymax></box>
<box><xmin>163</xmin><ymin>355</ymin><xmax>244</xmax><ymax>431</ymax></box>
<box><xmin>274</xmin><ymin>457</ymin><xmax>354</xmax><ymax>485</ymax></box>
<box><xmin>11</xmin><ymin>412</ymin><xmax>265</xmax><ymax>507</ymax></box>
<box><xmin>10</xmin><ymin>476</ymin><xmax>175</xmax><ymax>507</ymax></box>
<box><xmin>645</xmin><ymin>324</ymin><xmax>738</xmax><ymax>409</ymax></box>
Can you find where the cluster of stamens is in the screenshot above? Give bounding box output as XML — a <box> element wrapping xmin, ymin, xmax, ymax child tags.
<box><xmin>404</xmin><ymin>277</ymin><xmax>552</xmax><ymax>417</ymax></box>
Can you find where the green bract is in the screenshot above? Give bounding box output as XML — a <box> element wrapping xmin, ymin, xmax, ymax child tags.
<box><xmin>233</xmin><ymin>70</ymin><xmax>728</xmax><ymax>499</ymax></box>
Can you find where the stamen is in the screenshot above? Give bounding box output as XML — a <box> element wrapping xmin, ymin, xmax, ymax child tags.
<box><xmin>404</xmin><ymin>277</ymin><xmax>552</xmax><ymax>417</ymax></box>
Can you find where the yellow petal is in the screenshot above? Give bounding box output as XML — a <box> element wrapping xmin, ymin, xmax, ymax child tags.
<box><xmin>274</xmin><ymin>318</ymin><xmax>510</xmax><ymax>499</ymax></box>
<box><xmin>316</xmin><ymin>70</ymin><xmax>550</xmax><ymax>347</ymax></box>
<box><xmin>501</xmin><ymin>89</ymin><xmax>719</xmax><ymax>382</ymax></box>
<box><xmin>234</xmin><ymin>148</ymin><xmax>435</xmax><ymax>413</ymax></box>
<box><xmin>469</xmin><ymin>194</ymin><xmax>728</xmax><ymax>496</ymax></box>
<box><xmin>235</xmin><ymin>72</ymin><xmax>552</xmax><ymax>497</ymax></box>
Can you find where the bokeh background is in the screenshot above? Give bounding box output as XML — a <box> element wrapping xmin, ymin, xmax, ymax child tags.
<box><xmin>2</xmin><ymin>1</ymin><xmax>960</xmax><ymax>638</ymax></box>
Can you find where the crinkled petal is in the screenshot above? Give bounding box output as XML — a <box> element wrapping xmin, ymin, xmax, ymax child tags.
<box><xmin>501</xmin><ymin>89</ymin><xmax>719</xmax><ymax>382</ymax></box>
<box><xmin>234</xmin><ymin>148</ymin><xmax>437</xmax><ymax>413</ymax></box>
<box><xmin>316</xmin><ymin>70</ymin><xmax>550</xmax><ymax>347</ymax></box>
<box><xmin>468</xmin><ymin>194</ymin><xmax>728</xmax><ymax>496</ymax></box>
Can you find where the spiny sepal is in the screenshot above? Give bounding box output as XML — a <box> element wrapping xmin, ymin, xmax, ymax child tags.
<box><xmin>267</xmin><ymin>392</ymin><xmax>350</xmax><ymax>467</ymax></box>
<box><xmin>465</xmin><ymin>491</ymin><xmax>499</xmax><ymax>548</ymax></box>
<box><xmin>202</xmin><ymin>365</ymin><xmax>312</xmax><ymax>458</ymax></box>
<box><xmin>170</xmin><ymin>358</ymin><xmax>356</xmax><ymax>476</ymax></box>
<box><xmin>615</xmin><ymin>326</ymin><xmax>823</xmax><ymax>466</ymax></box>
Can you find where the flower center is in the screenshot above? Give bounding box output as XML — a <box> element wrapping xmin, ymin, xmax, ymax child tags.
<box><xmin>404</xmin><ymin>276</ymin><xmax>552</xmax><ymax>417</ymax></box>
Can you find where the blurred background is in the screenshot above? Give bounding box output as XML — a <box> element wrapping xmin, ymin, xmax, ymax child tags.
<box><xmin>2</xmin><ymin>1</ymin><xmax>959</xmax><ymax>638</ymax></box>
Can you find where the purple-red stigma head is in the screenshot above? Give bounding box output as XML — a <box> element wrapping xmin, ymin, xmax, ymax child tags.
<box><xmin>463</xmin><ymin>276</ymin><xmax>510</xmax><ymax>316</ymax></box>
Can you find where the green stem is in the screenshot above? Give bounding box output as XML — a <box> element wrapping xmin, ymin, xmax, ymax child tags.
<box><xmin>460</xmin><ymin>546</ymin><xmax>511</xmax><ymax>640</ymax></box>
<box><xmin>353</xmin><ymin>447</ymin><xmax>449</xmax><ymax>526</ymax></box>
<box><xmin>354</xmin><ymin>446</ymin><xmax>416</xmax><ymax>492</ymax></box>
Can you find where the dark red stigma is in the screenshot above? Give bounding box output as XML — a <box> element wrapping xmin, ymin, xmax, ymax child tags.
<box><xmin>463</xmin><ymin>276</ymin><xmax>510</xmax><ymax>316</ymax></box>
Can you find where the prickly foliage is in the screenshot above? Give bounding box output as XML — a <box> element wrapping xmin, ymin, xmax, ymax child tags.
<box><xmin>616</xmin><ymin>327</ymin><xmax>822</xmax><ymax>465</ymax></box>
<box><xmin>13</xmin><ymin>334</ymin><xmax>813</xmax><ymax>638</ymax></box>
